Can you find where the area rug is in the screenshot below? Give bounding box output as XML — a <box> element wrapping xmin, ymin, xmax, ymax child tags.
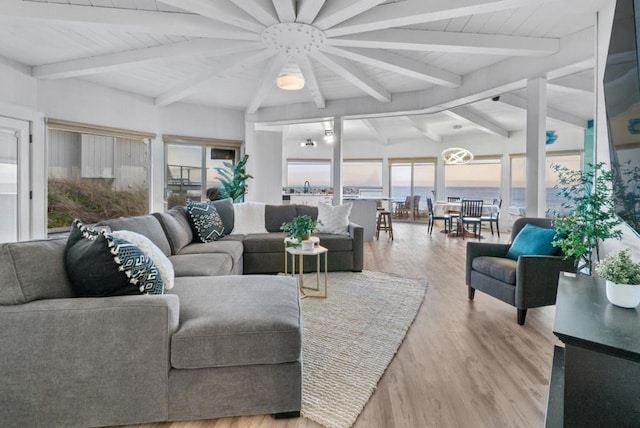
<box><xmin>300</xmin><ymin>270</ymin><xmax>427</xmax><ymax>428</ymax></box>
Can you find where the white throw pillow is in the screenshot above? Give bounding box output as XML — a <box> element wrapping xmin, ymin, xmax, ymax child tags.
<box><xmin>316</xmin><ymin>201</ymin><xmax>353</xmax><ymax>235</ymax></box>
<box><xmin>231</xmin><ymin>201</ymin><xmax>268</xmax><ymax>234</ymax></box>
<box><xmin>111</xmin><ymin>230</ymin><xmax>175</xmax><ymax>290</ymax></box>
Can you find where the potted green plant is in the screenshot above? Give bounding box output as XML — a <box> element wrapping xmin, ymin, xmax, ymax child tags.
<box><xmin>594</xmin><ymin>249</ymin><xmax>640</xmax><ymax>308</ymax></box>
<box><xmin>281</xmin><ymin>215</ymin><xmax>317</xmax><ymax>248</ymax></box>
<box><xmin>551</xmin><ymin>162</ymin><xmax>622</xmax><ymax>273</ymax></box>
<box><xmin>214</xmin><ymin>154</ymin><xmax>253</xmax><ymax>202</ymax></box>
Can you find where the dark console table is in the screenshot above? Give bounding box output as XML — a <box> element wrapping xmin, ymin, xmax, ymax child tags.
<box><xmin>545</xmin><ymin>272</ymin><xmax>640</xmax><ymax>427</ymax></box>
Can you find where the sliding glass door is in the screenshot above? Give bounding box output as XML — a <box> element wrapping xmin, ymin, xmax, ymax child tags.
<box><xmin>0</xmin><ymin>117</ymin><xmax>30</xmax><ymax>242</ymax></box>
<box><xmin>389</xmin><ymin>160</ymin><xmax>435</xmax><ymax>222</ymax></box>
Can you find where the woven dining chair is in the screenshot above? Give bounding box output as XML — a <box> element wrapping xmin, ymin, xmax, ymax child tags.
<box><xmin>457</xmin><ymin>199</ymin><xmax>484</xmax><ymax>240</ymax></box>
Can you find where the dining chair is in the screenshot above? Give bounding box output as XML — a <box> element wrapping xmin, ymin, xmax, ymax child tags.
<box><xmin>413</xmin><ymin>195</ymin><xmax>421</xmax><ymax>219</ymax></box>
<box><xmin>457</xmin><ymin>199</ymin><xmax>484</xmax><ymax>240</ymax></box>
<box><xmin>426</xmin><ymin>198</ymin><xmax>451</xmax><ymax>235</ymax></box>
<box><xmin>394</xmin><ymin>196</ymin><xmax>411</xmax><ymax>218</ymax></box>
<box><xmin>481</xmin><ymin>198</ymin><xmax>502</xmax><ymax>237</ymax></box>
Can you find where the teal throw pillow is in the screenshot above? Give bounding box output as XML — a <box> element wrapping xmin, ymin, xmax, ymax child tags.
<box><xmin>185</xmin><ymin>200</ymin><xmax>225</xmax><ymax>242</ymax></box>
<box><xmin>506</xmin><ymin>224</ymin><xmax>558</xmax><ymax>260</ymax></box>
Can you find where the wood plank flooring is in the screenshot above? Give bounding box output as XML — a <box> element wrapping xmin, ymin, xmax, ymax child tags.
<box><xmin>127</xmin><ymin>222</ymin><xmax>561</xmax><ymax>428</ymax></box>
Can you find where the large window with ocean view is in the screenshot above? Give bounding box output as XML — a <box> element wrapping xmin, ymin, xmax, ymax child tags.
<box><xmin>287</xmin><ymin>159</ymin><xmax>331</xmax><ymax>190</ymax></box>
<box><xmin>389</xmin><ymin>159</ymin><xmax>435</xmax><ymax>221</ymax></box>
<box><xmin>445</xmin><ymin>157</ymin><xmax>502</xmax><ymax>202</ymax></box>
<box><xmin>510</xmin><ymin>152</ymin><xmax>582</xmax><ymax>213</ymax></box>
<box><xmin>343</xmin><ymin>159</ymin><xmax>383</xmax><ymax>189</ymax></box>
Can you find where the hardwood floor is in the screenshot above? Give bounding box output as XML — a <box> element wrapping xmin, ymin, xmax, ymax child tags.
<box><xmin>129</xmin><ymin>222</ymin><xmax>561</xmax><ymax>428</ymax></box>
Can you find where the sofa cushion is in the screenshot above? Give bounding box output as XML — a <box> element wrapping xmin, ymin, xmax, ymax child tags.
<box><xmin>169</xmin><ymin>275</ymin><xmax>301</xmax><ymax>369</ymax></box>
<box><xmin>242</xmin><ymin>232</ymin><xmax>286</xmax><ymax>253</ymax></box>
<box><xmin>185</xmin><ymin>200</ymin><xmax>225</xmax><ymax>243</ymax></box>
<box><xmin>152</xmin><ymin>206</ymin><xmax>193</xmax><ymax>254</ymax></box>
<box><xmin>169</xmin><ymin>253</ymin><xmax>234</xmax><ymax>277</ymax></box>
<box><xmin>265</xmin><ymin>204</ymin><xmax>297</xmax><ymax>232</ymax></box>
<box><xmin>296</xmin><ymin>205</ymin><xmax>318</xmax><ymax>219</ymax></box>
<box><xmin>316</xmin><ymin>202</ymin><xmax>352</xmax><ymax>235</ymax></box>
<box><xmin>0</xmin><ymin>237</ymin><xmax>74</xmax><ymax>305</ymax></box>
<box><xmin>314</xmin><ymin>233</ymin><xmax>354</xmax><ymax>252</ymax></box>
<box><xmin>65</xmin><ymin>220</ymin><xmax>164</xmax><ymax>296</ymax></box>
<box><xmin>177</xmin><ymin>240</ymin><xmax>244</xmax><ymax>260</ymax></box>
<box><xmin>506</xmin><ymin>223</ymin><xmax>559</xmax><ymax>260</ymax></box>
<box><xmin>472</xmin><ymin>256</ymin><xmax>517</xmax><ymax>285</ymax></box>
<box><xmin>231</xmin><ymin>202</ymin><xmax>268</xmax><ymax>235</ymax></box>
<box><xmin>209</xmin><ymin>198</ymin><xmax>234</xmax><ymax>235</ymax></box>
<box><xmin>112</xmin><ymin>230</ymin><xmax>174</xmax><ymax>290</ymax></box>
<box><xmin>98</xmin><ymin>215</ymin><xmax>171</xmax><ymax>257</ymax></box>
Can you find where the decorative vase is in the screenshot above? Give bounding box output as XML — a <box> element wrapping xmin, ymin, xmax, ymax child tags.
<box><xmin>301</xmin><ymin>239</ymin><xmax>314</xmax><ymax>251</ymax></box>
<box><xmin>605</xmin><ymin>280</ymin><xmax>640</xmax><ymax>308</ymax></box>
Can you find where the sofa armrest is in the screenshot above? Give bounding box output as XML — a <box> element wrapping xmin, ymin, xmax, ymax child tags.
<box><xmin>465</xmin><ymin>242</ymin><xmax>511</xmax><ymax>285</ymax></box>
<box><xmin>349</xmin><ymin>222</ymin><xmax>364</xmax><ymax>271</ymax></box>
<box><xmin>0</xmin><ymin>295</ymin><xmax>180</xmax><ymax>427</ymax></box>
<box><xmin>515</xmin><ymin>255</ymin><xmax>577</xmax><ymax>308</ymax></box>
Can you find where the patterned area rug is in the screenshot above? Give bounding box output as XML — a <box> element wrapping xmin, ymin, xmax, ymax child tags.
<box><xmin>300</xmin><ymin>270</ymin><xmax>428</xmax><ymax>428</ymax></box>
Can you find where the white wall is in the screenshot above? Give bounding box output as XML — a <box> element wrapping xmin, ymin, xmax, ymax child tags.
<box><xmin>245</xmin><ymin>127</ymin><xmax>283</xmax><ymax>205</ymax></box>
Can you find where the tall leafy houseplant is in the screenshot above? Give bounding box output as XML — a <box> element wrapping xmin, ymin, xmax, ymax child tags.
<box><xmin>214</xmin><ymin>155</ymin><xmax>253</xmax><ymax>203</ymax></box>
<box><xmin>551</xmin><ymin>162</ymin><xmax>622</xmax><ymax>273</ymax></box>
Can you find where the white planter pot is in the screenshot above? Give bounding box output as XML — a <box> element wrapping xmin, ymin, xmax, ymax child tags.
<box><xmin>605</xmin><ymin>280</ymin><xmax>640</xmax><ymax>308</ymax></box>
<box><xmin>301</xmin><ymin>240</ymin><xmax>315</xmax><ymax>251</ymax></box>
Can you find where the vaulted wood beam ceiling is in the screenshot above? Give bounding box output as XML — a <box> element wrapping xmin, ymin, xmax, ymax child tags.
<box><xmin>401</xmin><ymin>117</ymin><xmax>442</xmax><ymax>142</ymax></box>
<box><xmin>155</xmin><ymin>50</ymin><xmax>276</xmax><ymax>107</ymax></box>
<box><xmin>156</xmin><ymin>0</ymin><xmax>264</xmax><ymax>32</ymax></box>
<box><xmin>0</xmin><ymin>0</ymin><xmax>258</xmax><ymax>39</ymax></box>
<box><xmin>296</xmin><ymin>55</ymin><xmax>326</xmax><ymax>109</ymax></box>
<box><xmin>328</xmin><ymin>29</ymin><xmax>559</xmax><ymax>56</ymax></box>
<box><xmin>326</xmin><ymin>0</ymin><xmax>563</xmax><ymax>37</ymax></box>
<box><xmin>295</xmin><ymin>0</ymin><xmax>327</xmax><ymax>24</ymax></box>
<box><xmin>361</xmin><ymin>119</ymin><xmax>389</xmax><ymax>145</ymax></box>
<box><xmin>33</xmin><ymin>40</ymin><xmax>264</xmax><ymax>80</ymax></box>
<box><xmin>321</xmin><ymin>46</ymin><xmax>462</xmax><ymax>88</ymax></box>
<box><xmin>311</xmin><ymin>51</ymin><xmax>391</xmax><ymax>103</ymax></box>
<box><xmin>246</xmin><ymin>53</ymin><xmax>290</xmax><ymax>114</ymax></box>
<box><xmin>444</xmin><ymin>107</ymin><xmax>510</xmax><ymax>138</ymax></box>
<box><xmin>498</xmin><ymin>93</ymin><xmax>587</xmax><ymax>128</ymax></box>
<box><xmin>228</xmin><ymin>0</ymin><xmax>279</xmax><ymax>26</ymax></box>
<box><xmin>313</xmin><ymin>0</ymin><xmax>388</xmax><ymax>30</ymax></box>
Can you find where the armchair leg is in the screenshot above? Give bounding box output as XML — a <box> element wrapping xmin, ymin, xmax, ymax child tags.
<box><xmin>468</xmin><ymin>286</ymin><xmax>475</xmax><ymax>300</ymax></box>
<box><xmin>517</xmin><ymin>309</ymin><xmax>527</xmax><ymax>325</ymax></box>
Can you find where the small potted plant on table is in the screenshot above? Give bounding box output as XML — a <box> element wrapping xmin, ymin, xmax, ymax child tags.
<box><xmin>594</xmin><ymin>249</ymin><xmax>640</xmax><ymax>308</ymax></box>
<box><xmin>281</xmin><ymin>215</ymin><xmax>318</xmax><ymax>250</ymax></box>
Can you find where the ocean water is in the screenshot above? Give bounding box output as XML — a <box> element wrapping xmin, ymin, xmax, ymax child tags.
<box><xmin>391</xmin><ymin>186</ymin><xmax>566</xmax><ymax>210</ymax></box>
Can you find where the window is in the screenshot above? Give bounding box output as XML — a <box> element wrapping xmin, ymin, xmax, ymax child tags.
<box><xmin>389</xmin><ymin>159</ymin><xmax>436</xmax><ymax>222</ymax></box>
<box><xmin>47</xmin><ymin>120</ymin><xmax>154</xmax><ymax>231</ymax></box>
<box><xmin>445</xmin><ymin>158</ymin><xmax>502</xmax><ymax>202</ymax></box>
<box><xmin>164</xmin><ymin>135</ymin><xmax>241</xmax><ymax>208</ymax></box>
<box><xmin>286</xmin><ymin>159</ymin><xmax>331</xmax><ymax>190</ymax></box>
<box><xmin>343</xmin><ymin>159</ymin><xmax>383</xmax><ymax>188</ymax></box>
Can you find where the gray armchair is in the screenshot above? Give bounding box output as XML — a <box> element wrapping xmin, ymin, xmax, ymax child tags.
<box><xmin>465</xmin><ymin>217</ymin><xmax>576</xmax><ymax>325</ymax></box>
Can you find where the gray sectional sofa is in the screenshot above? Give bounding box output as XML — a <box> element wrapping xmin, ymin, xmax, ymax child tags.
<box><xmin>0</xmin><ymin>201</ymin><xmax>363</xmax><ymax>427</ymax></box>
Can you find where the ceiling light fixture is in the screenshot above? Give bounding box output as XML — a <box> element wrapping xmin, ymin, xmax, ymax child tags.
<box><xmin>301</xmin><ymin>139</ymin><xmax>316</xmax><ymax>147</ymax></box>
<box><xmin>277</xmin><ymin>59</ymin><xmax>305</xmax><ymax>91</ymax></box>
<box><xmin>441</xmin><ymin>147</ymin><xmax>474</xmax><ymax>165</ymax></box>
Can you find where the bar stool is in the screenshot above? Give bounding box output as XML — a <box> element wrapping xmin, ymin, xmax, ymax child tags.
<box><xmin>376</xmin><ymin>211</ymin><xmax>393</xmax><ymax>240</ymax></box>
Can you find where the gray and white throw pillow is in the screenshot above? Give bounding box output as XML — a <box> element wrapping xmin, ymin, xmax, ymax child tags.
<box><xmin>316</xmin><ymin>202</ymin><xmax>353</xmax><ymax>235</ymax></box>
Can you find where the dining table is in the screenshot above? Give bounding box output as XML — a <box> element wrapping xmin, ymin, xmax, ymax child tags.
<box><xmin>433</xmin><ymin>200</ymin><xmax>500</xmax><ymax>237</ymax></box>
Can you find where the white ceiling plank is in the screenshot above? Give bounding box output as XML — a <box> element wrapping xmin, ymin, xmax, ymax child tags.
<box><xmin>156</xmin><ymin>49</ymin><xmax>276</xmax><ymax>107</ymax></box>
<box><xmin>296</xmin><ymin>0</ymin><xmax>326</xmax><ymax>24</ymax></box>
<box><xmin>33</xmin><ymin>40</ymin><xmax>264</xmax><ymax>79</ymax></box>
<box><xmin>361</xmin><ymin>119</ymin><xmax>389</xmax><ymax>145</ymax></box>
<box><xmin>156</xmin><ymin>0</ymin><xmax>264</xmax><ymax>32</ymax></box>
<box><xmin>326</xmin><ymin>0</ymin><xmax>564</xmax><ymax>37</ymax></box>
<box><xmin>401</xmin><ymin>116</ymin><xmax>442</xmax><ymax>142</ymax></box>
<box><xmin>548</xmin><ymin>78</ymin><xmax>594</xmax><ymax>95</ymax></box>
<box><xmin>444</xmin><ymin>106</ymin><xmax>510</xmax><ymax>138</ymax></box>
<box><xmin>296</xmin><ymin>54</ymin><xmax>326</xmax><ymax>109</ymax></box>
<box><xmin>0</xmin><ymin>0</ymin><xmax>260</xmax><ymax>39</ymax></box>
<box><xmin>272</xmin><ymin>0</ymin><xmax>296</xmax><ymax>23</ymax></box>
<box><xmin>328</xmin><ymin>29</ymin><xmax>559</xmax><ymax>56</ymax></box>
<box><xmin>312</xmin><ymin>0</ymin><xmax>387</xmax><ymax>30</ymax></box>
<box><xmin>228</xmin><ymin>0</ymin><xmax>279</xmax><ymax>26</ymax></box>
<box><xmin>498</xmin><ymin>93</ymin><xmax>587</xmax><ymax>128</ymax></box>
<box><xmin>321</xmin><ymin>46</ymin><xmax>461</xmax><ymax>88</ymax></box>
<box><xmin>246</xmin><ymin>53</ymin><xmax>290</xmax><ymax>114</ymax></box>
<box><xmin>311</xmin><ymin>51</ymin><xmax>391</xmax><ymax>103</ymax></box>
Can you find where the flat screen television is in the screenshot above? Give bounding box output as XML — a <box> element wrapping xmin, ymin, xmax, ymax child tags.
<box><xmin>604</xmin><ymin>0</ymin><xmax>640</xmax><ymax>235</ymax></box>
